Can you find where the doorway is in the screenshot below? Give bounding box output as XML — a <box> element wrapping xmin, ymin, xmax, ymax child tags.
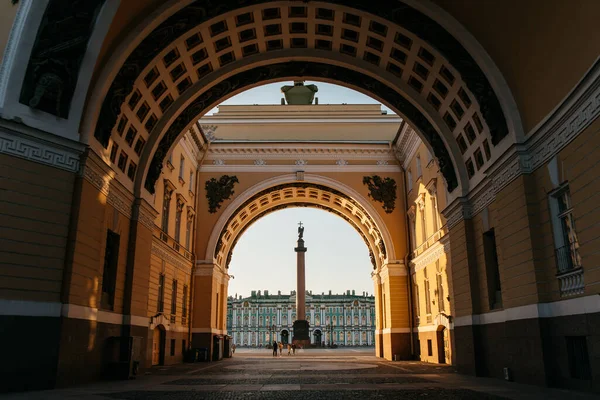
<box><xmin>437</xmin><ymin>326</ymin><xmax>450</xmax><ymax>364</ymax></box>
<box><xmin>152</xmin><ymin>325</ymin><xmax>166</xmax><ymax>366</ymax></box>
<box><xmin>281</xmin><ymin>330</ymin><xmax>289</xmax><ymax>345</ymax></box>
<box><xmin>313</xmin><ymin>329</ymin><xmax>322</xmax><ymax>346</ymax></box>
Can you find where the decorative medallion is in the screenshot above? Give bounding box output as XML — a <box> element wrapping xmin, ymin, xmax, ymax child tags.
<box><xmin>336</xmin><ymin>159</ymin><xmax>349</xmax><ymax>166</ymax></box>
<box><xmin>376</xmin><ymin>160</ymin><xmax>389</xmax><ymax>165</ymax></box>
<box><xmin>205</xmin><ymin>175</ymin><xmax>239</xmax><ymax>213</ymax></box>
<box><xmin>213</xmin><ymin>159</ymin><xmax>225</xmax><ymax>166</ymax></box>
<box><xmin>295</xmin><ymin>160</ymin><xmax>308</xmax><ymax>166</ymax></box>
<box><xmin>363</xmin><ymin>175</ymin><xmax>397</xmax><ymax>214</ymax></box>
<box><xmin>254</xmin><ymin>159</ymin><xmax>267</xmax><ymax>166</ymax></box>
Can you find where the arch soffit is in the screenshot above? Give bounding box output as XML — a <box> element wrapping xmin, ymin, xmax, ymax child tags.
<box><xmin>204</xmin><ymin>174</ymin><xmax>397</xmax><ymax>270</ymax></box>
<box><xmin>134</xmin><ymin>57</ymin><xmax>467</xmax><ymax>197</ymax></box>
<box><xmin>85</xmin><ymin>1</ymin><xmax>514</xmax><ymax>197</ymax></box>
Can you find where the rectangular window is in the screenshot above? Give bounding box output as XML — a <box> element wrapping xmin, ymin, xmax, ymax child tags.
<box><xmin>427</xmin><ymin>339</ymin><xmax>433</xmax><ymax>356</ymax></box>
<box><xmin>117</xmin><ymin>151</ymin><xmax>128</xmax><ymax>172</ymax></box>
<box><xmin>424</xmin><ymin>267</ymin><xmax>432</xmax><ymax>317</ymax></box>
<box><xmin>170</xmin><ymin>339</ymin><xmax>176</xmax><ymax>356</ymax></box>
<box><xmin>550</xmin><ymin>186</ymin><xmax>582</xmax><ymax>274</ymax></box>
<box><xmin>157</xmin><ymin>274</ymin><xmax>165</xmax><ymax>313</ymax></box>
<box><xmin>483</xmin><ymin>229</ymin><xmax>502</xmax><ymax>309</ymax></box>
<box><xmin>109</xmin><ymin>142</ymin><xmax>119</xmax><ymax>163</ymax></box>
<box><xmin>407</xmin><ymin>169</ymin><xmax>413</xmax><ymax>192</ymax></box>
<box><xmin>189</xmin><ymin>170</ymin><xmax>194</xmax><ymax>191</ymax></box>
<box><xmin>567</xmin><ymin>336</ymin><xmax>591</xmax><ymax>380</ymax></box>
<box><xmin>416</xmin><ymin>154</ymin><xmax>422</xmax><ymax>177</ymax></box>
<box><xmin>182</xmin><ymin>285</ymin><xmax>188</xmax><ymax>322</ymax></box>
<box><xmin>185</xmin><ymin>218</ymin><xmax>192</xmax><ymax>249</ymax></box>
<box><xmin>175</xmin><ymin>203</ymin><xmax>182</xmax><ymax>242</ymax></box>
<box><xmin>179</xmin><ymin>155</ymin><xmax>185</xmax><ymax>179</ymax></box>
<box><xmin>414</xmin><ymin>281</ymin><xmax>420</xmax><ymax>324</ymax></box>
<box><xmin>162</xmin><ymin>190</ymin><xmax>171</xmax><ymax>234</ymax></box>
<box><xmin>171</xmin><ymin>279</ymin><xmax>178</xmax><ymax>315</ymax></box>
<box><xmin>436</xmin><ymin>262</ymin><xmax>445</xmax><ymax>313</ymax></box>
<box><xmin>101</xmin><ymin>230</ymin><xmax>120</xmax><ymax>310</ymax></box>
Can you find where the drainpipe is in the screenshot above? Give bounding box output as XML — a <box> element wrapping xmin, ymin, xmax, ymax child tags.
<box><xmin>187</xmin><ymin>130</ymin><xmax>210</xmax><ymax>350</ymax></box>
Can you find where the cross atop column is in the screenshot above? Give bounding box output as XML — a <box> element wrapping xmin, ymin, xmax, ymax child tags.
<box><xmin>298</xmin><ymin>221</ymin><xmax>303</xmax><ymax>229</ymax></box>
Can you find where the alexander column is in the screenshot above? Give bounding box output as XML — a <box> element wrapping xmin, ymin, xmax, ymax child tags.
<box><xmin>292</xmin><ymin>222</ymin><xmax>310</xmax><ymax>346</ymax></box>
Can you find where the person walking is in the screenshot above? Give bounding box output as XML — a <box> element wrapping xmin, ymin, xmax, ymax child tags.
<box><xmin>272</xmin><ymin>341</ymin><xmax>278</xmax><ymax>357</ymax></box>
<box><xmin>287</xmin><ymin>343</ymin><xmax>292</xmax><ymax>356</ymax></box>
<box><xmin>292</xmin><ymin>343</ymin><xmax>296</xmax><ymax>355</ymax></box>
<box><xmin>278</xmin><ymin>341</ymin><xmax>283</xmax><ymax>357</ymax></box>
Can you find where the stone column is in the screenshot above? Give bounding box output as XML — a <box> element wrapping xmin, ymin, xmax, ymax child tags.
<box><xmin>295</xmin><ymin>239</ymin><xmax>307</xmax><ymax>320</ymax></box>
<box><xmin>292</xmin><ymin>228</ymin><xmax>310</xmax><ymax>345</ymax></box>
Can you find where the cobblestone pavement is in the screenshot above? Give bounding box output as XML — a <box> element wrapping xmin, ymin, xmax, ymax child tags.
<box><xmin>2</xmin><ymin>349</ymin><xmax>597</xmax><ymax>400</ymax></box>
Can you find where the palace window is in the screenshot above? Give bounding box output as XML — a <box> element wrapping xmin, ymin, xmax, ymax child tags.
<box><xmin>424</xmin><ymin>267</ymin><xmax>432</xmax><ymax>323</ymax></box>
<box><xmin>171</xmin><ymin>279</ymin><xmax>178</xmax><ymax>316</ymax></box>
<box><xmin>182</xmin><ymin>285</ymin><xmax>188</xmax><ymax>324</ymax></box>
<box><xmin>483</xmin><ymin>229</ymin><xmax>502</xmax><ymax>309</ymax></box>
<box><xmin>550</xmin><ymin>186</ymin><xmax>583</xmax><ymax>271</ymax></box>
<box><xmin>419</xmin><ymin>198</ymin><xmax>427</xmax><ymax>244</ymax></box>
<box><xmin>175</xmin><ymin>200</ymin><xmax>184</xmax><ymax>243</ymax></box>
<box><xmin>157</xmin><ymin>274</ymin><xmax>165</xmax><ymax>313</ymax></box>
<box><xmin>436</xmin><ymin>261</ymin><xmax>445</xmax><ymax>313</ymax></box>
<box><xmin>407</xmin><ymin>169</ymin><xmax>413</xmax><ymax>192</ymax></box>
<box><xmin>416</xmin><ymin>154</ymin><xmax>422</xmax><ymax>178</ymax></box>
<box><xmin>162</xmin><ymin>186</ymin><xmax>173</xmax><ymax>235</ymax></box>
<box><xmin>101</xmin><ymin>230</ymin><xmax>120</xmax><ymax>310</ymax></box>
<box><xmin>189</xmin><ymin>170</ymin><xmax>194</xmax><ymax>191</ymax></box>
<box><xmin>179</xmin><ymin>155</ymin><xmax>185</xmax><ymax>180</ymax></box>
<box><xmin>185</xmin><ymin>215</ymin><xmax>192</xmax><ymax>249</ymax></box>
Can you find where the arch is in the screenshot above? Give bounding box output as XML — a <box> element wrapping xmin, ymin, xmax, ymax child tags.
<box><xmin>204</xmin><ymin>174</ymin><xmax>398</xmax><ymax>270</ymax></box>
<box><xmin>75</xmin><ymin>0</ymin><xmax>524</xmax><ymax>201</ymax></box>
<box><xmin>134</xmin><ymin>59</ymin><xmax>466</xmax><ymax>196</ymax></box>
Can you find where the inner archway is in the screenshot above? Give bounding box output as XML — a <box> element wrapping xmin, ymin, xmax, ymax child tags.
<box><xmin>196</xmin><ymin>172</ymin><xmax>408</xmax><ymax>359</ymax></box>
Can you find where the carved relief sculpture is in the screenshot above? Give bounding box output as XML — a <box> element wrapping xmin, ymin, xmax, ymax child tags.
<box><xmin>363</xmin><ymin>175</ymin><xmax>397</xmax><ymax>213</ymax></box>
<box><xmin>205</xmin><ymin>175</ymin><xmax>239</xmax><ymax>213</ymax></box>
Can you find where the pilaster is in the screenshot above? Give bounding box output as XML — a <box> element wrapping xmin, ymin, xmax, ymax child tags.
<box><xmin>191</xmin><ymin>261</ymin><xmax>228</xmax><ymax>357</ymax></box>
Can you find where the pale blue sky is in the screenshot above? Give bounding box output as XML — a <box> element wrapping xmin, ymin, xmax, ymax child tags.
<box><xmin>228</xmin><ymin>208</ymin><xmax>374</xmax><ymax>298</ymax></box>
<box><xmin>206</xmin><ymin>81</ymin><xmax>392</xmax><ymax>115</ymax></box>
<box><xmin>219</xmin><ymin>82</ymin><xmax>384</xmax><ymax>298</ymax></box>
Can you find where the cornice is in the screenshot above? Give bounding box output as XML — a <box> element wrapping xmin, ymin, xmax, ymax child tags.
<box><xmin>151</xmin><ymin>238</ymin><xmax>193</xmax><ymax>272</ymax></box>
<box><xmin>199</xmin><ymin>164</ymin><xmax>403</xmax><ymax>173</ymax></box>
<box><xmin>207</xmin><ymin>143</ymin><xmax>394</xmax><ymax>160</ymax></box>
<box><xmin>82</xmin><ymin>150</ymin><xmax>135</xmax><ymax>219</ymax></box>
<box><xmin>0</xmin><ymin>119</ymin><xmax>84</xmax><ymax>173</ymax></box>
<box><xmin>443</xmin><ymin>60</ymin><xmax>600</xmax><ymax>226</ymax></box>
<box><xmin>410</xmin><ymin>236</ymin><xmax>450</xmax><ymax>272</ymax></box>
<box><xmin>394</xmin><ymin>125</ymin><xmax>420</xmax><ymax>169</ymax></box>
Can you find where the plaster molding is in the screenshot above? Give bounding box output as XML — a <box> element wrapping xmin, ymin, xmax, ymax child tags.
<box><xmin>0</xmin><ymin>120</ymin><xmax>83</xmax><ymax>172</ymax></box>
<box><xmin>199</xmin><ymin>164</ymin><xmax>402</xmax><ymax>173</ymax></box>
<box><xmin>410</xmin><ymin>237</ymin><xmax>450</xmax><ymax>272</ymax></box>
<box><xmin>82</xmin><ymin>151</ymin><xmax>134</xmax><ymax>219</ymax></box>
<box><xmin>208</xmin><ymin>143</ymin><xmax>394</xmax><ymax>160</ymax></box>
<box><xmin>394</xmin><ymin>125</ymin><xmax>420</xmax><ymax>169</ymax></box>
<box><xmin>151</xmin><ymin>239</ymin><xmax>193</xmax><ymax>272</ymax></box>
<box><xmin>135</xmin><ymin>199</ymin><xmax>159</xmax><ymax>230</ymax></box>
<box><xmin>442</xmin><ymin>61</ymin><xmax>600</xmax><ymax>225</ymax></box>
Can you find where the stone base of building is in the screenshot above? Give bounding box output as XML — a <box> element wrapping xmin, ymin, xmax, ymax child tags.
<box><xmin>454</xmin><ymin>311</ymin><xmax>600</xmax><ymax>393</ymax></box>
<box><xmin>382</xmin><ymin>332</ymin><xmax>411</xmax><ymax>361</ymax></box>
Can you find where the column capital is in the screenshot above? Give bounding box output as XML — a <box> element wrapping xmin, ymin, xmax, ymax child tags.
<box><xmin>378</xmin><ymin>261</ymin><xmax>407</xmax><ymax>282</ymax></box>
